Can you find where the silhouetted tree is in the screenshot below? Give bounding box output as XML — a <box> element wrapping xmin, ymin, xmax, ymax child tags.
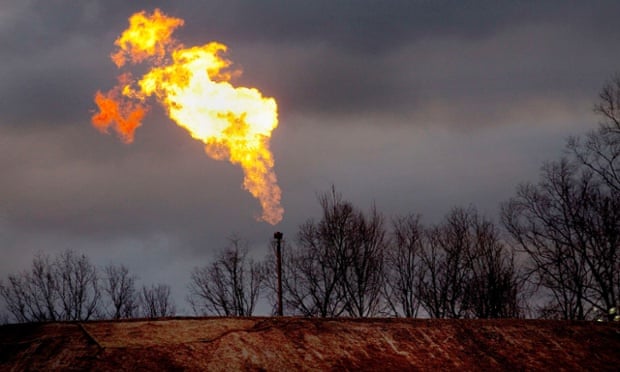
<box><xmin>103</xmin><ymin>264</ymin><xmax>138</xmax><ymax>319</ymax></box>
<box><xmin>0</xmin><ymin>250</ymin><xmax>100</xmax><ymax>322</ymax></box>
<box><xmin>281</xmin><ymin>190</ymin><xmax>355</xmax><ymax>317</ymax></box>
<box><xmin>566</xmin><ymin>75</ymin><xmax>620</xmax><ymax>320</ymax></box>
<box><xmin>569</xmin><ymin>75</ymin><xmax>620</xmax><ymax>193</ymax></box>
<box><xmin>503</xmin><ymin>159</ymin><xmax>619</xmax><ymax>320</ymax></box>
<box><xmin>383</xmin><ymin>214</ymin><xmax>424</xmax><ymax>317</ymax></box>
<box><xmin>341</xmin><ymin>204</ymin><xmax>387</xmax><ymax>317</ymax></box>
<box><xmin>0</xmin><ymin>253</ymin><xmax>58</xmax><ymax>322</ymax></box>
<box><xmin>140</xmin><ymin>284</ymin><xmax>175</xmax><ymax>318</ymax></box>
<box><xmin>55</xmin><ymin>250</ymin><xmax>100</xmax><ymax>321</ymax></box>
<box><xmin>462</xmin><ymin>215</ymin><xmax>522</xmax><ymax>318</ymax></box>
<box><xmin>187</xmin><ymin>237</ymin><xmax>263</xmax><ymax>316</ymax></box>
<box><xmin>277</xmin><ymin>188</ymin><xmax>387</xmax><ymax>317</ymax></box>
<box><xmin>417</xmin><ymin>209</ymin><xmax>472</xmax><ymax>318</ymax></box>
<box><xmin>418</xmin><ymin>208</ymin><xmax>522</xmax><ymax>318</ymax></box>
<box><xmin>502</xmin><ymin>76</ymin><xmax>620</xmax><ymax>320</ymax></box>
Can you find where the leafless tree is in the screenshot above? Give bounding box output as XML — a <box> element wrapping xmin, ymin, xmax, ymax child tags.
<box><xmin>341</xmin><ymin>205</ymin><xmax>387</xmax><ymax>317</ymax></box>
<box><xmin>503</xmin><ymin>161</ymin><xmax>603</xmax><ymax>319</ymax></box>
<box><xmin>281</xmin><ymin>190</ymin><xmax>355</xmax><ymax>317</ymax></box>
<box><xmin>503</xmin><ymin>158</ymin><xmax>620</xmax><ymax>319</ymax></box>
<box><xmin>569</xmin><ymin>75</ymin><xmax>620</xmax><ymax>193</ymax></box>
<box><xmin>55</xmin><ymin>250</ymin><xmax>100</xmax><ymax>321</ymax></box>
<box><xmin>417</xmin><ymin>209</ymin><xmax>472</xmax><ymax>318</ymax></box>
<box><xmin>570</xmin><ymin>75</ymin><xmax>620</xmax><ymax>320</ymax></box>
<box><xmin>0</xmin><ymin>250</ymin><xmax>101</xmax><ymax>322</ymax></box>
<box><xmin>462</xmin><ymin>216</ymin><xmax>522</xmax><ymax>318</ymax></box>
<box><xmin>140</xmin><ymin>284</ymin><xmax>175</xmax><ymax>318</ymax></box>
<box><xmin>595</xmin><ymin>76</ymin><xmax>620</xmax><ymax>133</ymax></box>
<box><xmin>383</xmin><ymin>214</ymin><xmax>424</xmax><ymax>317</ymax></box>
<box><xmin>417</xmin><ymin>208</ymin><xmax>522</xmax><ymax>319</ymax></box>
<box><xmin>103</xmin><ymin>264</ymin><xmax>138</xmax><ymax>319</ymax></box>
<box><xmin>501</xmin><ymin>77</ymin><xmax>620</xmax><ymax>320</ymax></box>
<box><xmin>187</xmin><ymin>237</ymin><xmax>263</xmax><ymax>316</ymax></box>
<box><xmin>0</xmin><ymin>253</ymin><xmax>58</xmax><ymax>322</ymax></box>
<box><xmin>581</xmin><ymin>186</ymin><xmax>620</xmax><ymax>320</ymax></box>
<box><xmin>277</xmin><ymin>188</ymin><xmax>387</xmax><ymax>317</ymax></box>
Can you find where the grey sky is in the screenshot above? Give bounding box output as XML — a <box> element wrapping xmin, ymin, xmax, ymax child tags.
<box><xmin>1</xmin><ymin>0</ymin><xmax>618</xmax><ymax>314</ymax></box>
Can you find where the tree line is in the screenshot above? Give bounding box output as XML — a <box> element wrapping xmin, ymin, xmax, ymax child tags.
<box><xmin>186</xmin><ymin>76</ymin><xmax>620</xmax><ymax>321</ymax></box>
<box><xmin>1</xmin><ymin>77</ymin><xmax>618</xmax><ymax>323</ymax></box>
<box><xmin>0</xmin><ymin>250</ymin><xmax>175</xmax><ymax>322</ymax></box>
<box><xmin>264</xmin><ymin>193</ymin><xmax>524</xmax><ymax>319</ymax></box>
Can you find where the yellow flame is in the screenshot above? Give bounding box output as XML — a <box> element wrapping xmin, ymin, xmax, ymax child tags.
<box><xmin>92</xmin><ymin>9</ymin><xmax>283</xmax><ymax>224</ymax></box>
<box><xmin>111</xmin><ymin>9</ymin><xmax>184</xmax><ymax>67</ymax></box>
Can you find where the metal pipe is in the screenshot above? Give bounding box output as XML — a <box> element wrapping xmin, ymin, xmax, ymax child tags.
<box><xmin>274</xmin><ymin>231</ymin><xmax>283</xmax><ymax>316</ymax></box>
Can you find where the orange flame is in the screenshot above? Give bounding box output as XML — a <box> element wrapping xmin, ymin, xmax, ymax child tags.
<box><xmin>92</xmin><ymin>9</ymin><xmax>283</xmax><ymax>224</ymax></box>
<box><xmin>92</xmin><ymin>73</ymin><xmax>147</xmax><ymax>144</ymax></box>
<box><xmin>111</xmin><ymin>9</ymin><xmax>184</xmax><ymax>68</ymax></box>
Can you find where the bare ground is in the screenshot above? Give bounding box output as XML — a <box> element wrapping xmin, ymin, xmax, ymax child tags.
<box><xmin>1</xmin><ymin>317</ymin><xmax>619</xmax><ymax>371</ymax></box>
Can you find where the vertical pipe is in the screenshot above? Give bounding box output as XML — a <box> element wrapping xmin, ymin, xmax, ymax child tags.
<box><xmin>274</xmin><ymin>231</ymin><xmax>283</xmax><ymax>316</ymax></box>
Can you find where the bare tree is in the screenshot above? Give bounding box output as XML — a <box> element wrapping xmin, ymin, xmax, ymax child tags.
<box><xmin>103</xmin><ymin>264</ymin><xmax>138</xmax><ymax>319</ymax></box>
<box><xmin>0</xmin><ymin>275</ymin><xmax>31</xmax><ymax>323</ymax></box>
<box><xmin>581</xmin><ymin>186</ymin><xmax>620</xmax><ymax>320</ymax></box>
<box><xmin>462</xmin><ymin>216</ymin><xmax>522</xmax><ymax>318</ymax></box>
<box><xmin>0</xmin><ymin>250</ymin><xmax>101</xmax><ymax>322</ymax></box>
<box><xmin>55</xmin><ymin>250</ymin><xmax>100</xmax><ymax>321</ymax></box>
<box><xmin>417</xmin><ymin>209</ymin><xmax>472</xmax><ymax>318</ymax></box>
<box><xmin>282</xmin><ymin>190</ymin><xmax>355</xmax><ymax>317</ymax></box>
<box><xmin>501</xmin><ymin>77</ymin><xmax>620</xmax><ymax>320</ymax></box>
<box><xmin>595</xmin><ymin>76</ymin><xmax>620</xmax><ymax>133</ymax></box>
<box><xmin>341</xmin><ymin>205</ymin><xmax>387</xmax><ymax>317</ymax></box>
<box><xmin>187</xmin><ymin>237</ymin><xmax>263</xmax><ymax>316</ymax></box>
<box><xmin>383</xmin><ymin>214</ymin><xmax>424</xmax><ymax>317</ymax></box>
<box><xmin>568</xmin><ymin>75</ymin><xmax>620</xmax><ymax>320</ymax></box>
<box><xmin>569</xmin><ymin>75</ymin><xmax>620</xmax><ymax>193</ymax></box>
<box><xmin>0</xmin><ymin>254</ymin><xmax>58</xmax><ymax>322</ymax></box>
<box><xmin>276</xmin><ymin>188</ymin><xmax>387</xmax><ymax>317</ymax></box>
<box><xmin>140</xmin><ymin>284</ymin><xmax>175</xmax><ymax>318</ymax></box>
<box><xmin>501</xmin><ymin>160</ymin><xmax>614</xmax><ymax>320</ymax></box>
<box><xmin>417</xmin><ymin>208</ymin><xmax>522</xmax><ymax>319</ymax></box>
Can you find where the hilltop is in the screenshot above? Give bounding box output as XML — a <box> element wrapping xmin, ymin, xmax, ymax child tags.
<box><xmin>1</xmin><ymin>317</ymin><xmax>619</xmax><ymax>371</ymax></box>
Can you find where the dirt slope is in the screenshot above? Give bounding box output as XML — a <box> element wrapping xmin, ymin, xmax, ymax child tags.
<box><xmin>1</xmin><ymin>317</ymin><xmax>619</xmax><ymax>371</ymax></box>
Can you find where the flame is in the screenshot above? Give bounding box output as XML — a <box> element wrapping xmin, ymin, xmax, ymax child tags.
<box><xmin>111</xmin><ymin>9</ymin><xmax>184</xmax><ymax>68</ymax></box>
<box><xmin>92</xmin><ymin>73</ymin><xmax>147</xmax><ymax>144</ymax></box>
<box><xmin>92</xmin><ymin>9</ymin><xmax>283</xmax><ymax>224</ymax></box>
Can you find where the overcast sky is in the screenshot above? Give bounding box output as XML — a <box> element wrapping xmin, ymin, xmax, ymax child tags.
<box><xmin>1</xmin><ymin>0</ymin><xmax>619</xmax><ymax>314</ymax></box>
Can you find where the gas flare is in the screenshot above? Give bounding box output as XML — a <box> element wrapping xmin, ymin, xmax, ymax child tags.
<box><xmin>92</xmin><ymin>9</ymin><xmax>283</xmax><ymax>224</ymax></box>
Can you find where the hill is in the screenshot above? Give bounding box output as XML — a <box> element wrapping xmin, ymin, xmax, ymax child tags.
<box><xmin>1</xmin><ymin>317</ymin><xmax>619</xmax><ymax>371</ymax></box>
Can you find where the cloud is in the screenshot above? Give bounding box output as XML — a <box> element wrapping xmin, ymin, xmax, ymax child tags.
<box><xmin>2</xmin><ymin>1</ymin><xmax>619</xmax><ymax>128</ymax></box>
<box><xmin>176</xmin><ymin>1</ymin><xmax>620</xmax><ymax>52</ymax></box>
<box><xmin>231</xmin><ymin>20</ymin><xmax>619</xmax><ymax>128</ymax></box>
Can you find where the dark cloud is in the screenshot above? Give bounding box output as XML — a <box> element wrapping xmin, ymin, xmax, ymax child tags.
<box><xmin>177</xmin><ymin>1</ymin><xmax>620</xmax><ymax>51</ymax></box>
<box><xmin>2</xmin><ymin>0</ymin><xmax>619</xmax><ymax>125</ymax></box>
<box><xmin>232</xmin><ymin>21</ymin><xmax>619</xmax><ymax>122</ymax></box>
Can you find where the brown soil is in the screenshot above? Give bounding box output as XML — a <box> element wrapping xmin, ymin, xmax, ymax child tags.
<box><xmin>1</xmin><ymin>317</ymin><xmax>619</xmax><ymax>371</ymax></box>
